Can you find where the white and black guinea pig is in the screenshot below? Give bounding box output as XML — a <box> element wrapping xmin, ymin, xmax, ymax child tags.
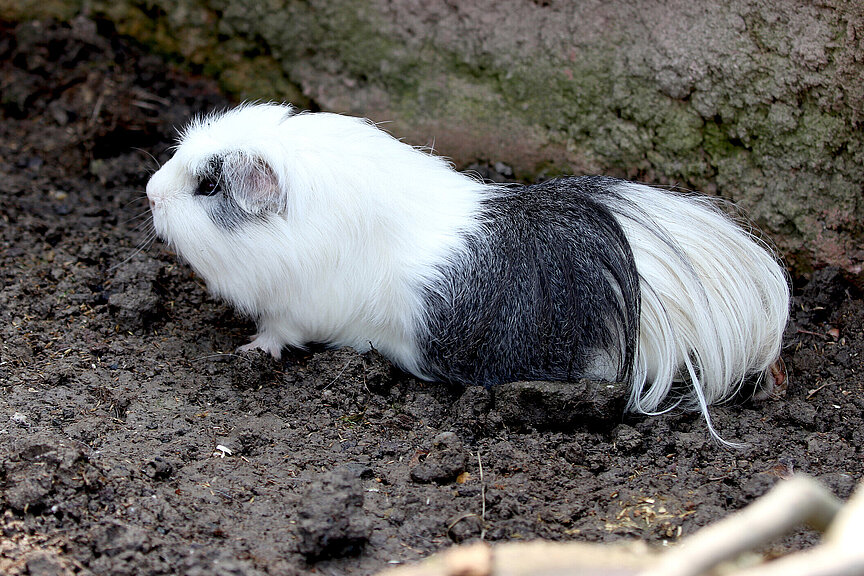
<box><xmin>146</xmin><ymin>102</ymin><xmax>790</xmax><ymax>438</ymax></box>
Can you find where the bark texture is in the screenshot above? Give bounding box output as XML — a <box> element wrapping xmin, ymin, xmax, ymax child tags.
<box><xmin>3</xmin><ymin>0</ymin><xmax>862</xmax><ymax>278</ymax></box>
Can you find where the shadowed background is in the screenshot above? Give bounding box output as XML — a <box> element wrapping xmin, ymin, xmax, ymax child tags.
<box><xmin>3</xmin><ymin>0</ymin><xmax>862</xmax><ymax>282</ymax></box>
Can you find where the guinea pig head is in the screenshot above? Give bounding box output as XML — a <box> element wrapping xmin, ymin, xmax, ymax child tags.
<box><xmin>145</xmin><ymin>112</ymin><xmax>292</xmax><ymax>313</ymax></box>
<box><xmin>147</xmin><ymin>104</ymin><xmax>293</xmax><ymax>238</ymax></box>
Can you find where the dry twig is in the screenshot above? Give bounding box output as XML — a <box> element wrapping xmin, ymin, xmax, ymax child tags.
<box><xmin>378</xmin><ymin>475</ymin><xmax>864</xmax><ymax>576</ymax></box>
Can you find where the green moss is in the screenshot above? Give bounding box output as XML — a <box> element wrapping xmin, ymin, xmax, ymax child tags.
<box><xmin>702</xmin><ymin>119</ymin><xmax>745</xmax><ymax>161</ymax></box>
<box><xmin>219</xmin><ymin>55</ymin><xmax>308</xmax><ymax>106</ymax></box>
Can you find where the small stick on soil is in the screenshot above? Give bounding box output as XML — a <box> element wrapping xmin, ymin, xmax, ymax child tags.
<box><xmin>478</xmin><ymin>452</ymin><xmax>487</xmax><ymax>540</ymax></box>
<box><xmin>194</xmin><ymin>353</ymin><xmax>254</xmax><ymax>363</ymax></box>
<box><xmin>796</xmin><ymin>328</ymin><xmax>830</xmax><ymax>340</ymax></box>
<box><xmin>806</xmin><ymin>382</ymin><xmax>831</xmax><ymax>399</ymax></box>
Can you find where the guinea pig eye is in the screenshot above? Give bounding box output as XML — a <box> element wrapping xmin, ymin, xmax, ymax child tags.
<box><xmin>195</xmin><ymin>175</ymin><xmax>221</xmax><ymax>197</ymax></box>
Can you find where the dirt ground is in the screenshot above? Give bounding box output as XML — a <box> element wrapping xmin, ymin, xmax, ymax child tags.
<box><xmin>1</xmin><ymin>18</ymin><xmax>862</xmax><ymax>576</ymax></box>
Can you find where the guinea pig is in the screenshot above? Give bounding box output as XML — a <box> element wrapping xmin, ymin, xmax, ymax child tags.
<box><xmin>146</xmin><ymin>102</ymin><xmax>789</xmax><ymax>439</ymax></box>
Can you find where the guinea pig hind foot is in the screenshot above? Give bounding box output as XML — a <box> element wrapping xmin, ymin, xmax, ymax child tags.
<box><xmin>237</xmin><ymin>334</ymin><xmax>284</xmax><ymax>360</ymax></box>
<box><xmin>752</xmin><ymin>357</ymin><xmax>788</xmax><ymax>402</ymax></box>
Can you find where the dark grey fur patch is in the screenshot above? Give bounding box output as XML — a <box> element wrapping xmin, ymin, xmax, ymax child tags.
<box><xmin>205</xmin><ymin>192</ymin><xmax>263</xmax><ymax>230</ymax></box>
<box><xmin>418</xmin><ymin>176</ymin><xmax>640</xmax><ymax>387</ymax></box>
<box><xmin>197</xmin><ymin>155</ymin><xmax>266</xmax><ymax>230</ymax></box>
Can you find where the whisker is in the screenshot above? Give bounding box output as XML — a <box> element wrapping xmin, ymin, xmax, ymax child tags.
<box><xmin>108</xmin><ymin>226</ymin><xmax>160</xmax><ymax>272</ymax></box>
<box><xmin>123</xmin><ymin>207</ymin><xmax>155</xmax><ymax>227</ymax></box>
<box><xmin>121</xmin><ymin>194</ymin><xmax>148</xmax><ymax>211</ymax></box>
<box><xmin>133</xmin><ymin>147</ymin><xmax>162</xmax><ymax>171</ymax></box>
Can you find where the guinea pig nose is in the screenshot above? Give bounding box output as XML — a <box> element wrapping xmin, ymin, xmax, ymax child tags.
<box><xmin>148</xmin><ymin>198</ymin><xmax>155</xmax><ymax>209</ymax></box>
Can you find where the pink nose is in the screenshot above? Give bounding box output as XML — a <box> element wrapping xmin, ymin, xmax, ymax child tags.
<box><xmin>149</xmin><ymin>198</ymin><xmax>155</xmax><ymax>209</ymax></box>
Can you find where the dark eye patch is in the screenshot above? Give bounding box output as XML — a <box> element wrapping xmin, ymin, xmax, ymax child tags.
<box><xmin>195</xmin><ymin>154</ymin><xmax>268</xmax><ymax>230</ymax></box>
<box><xmin>195</xmin><ymin>175</ymin><xmax>221</xmax><ymax>197</ymax></box>
<box><xmin>195</xmin><ymin>157</ymin><xmax>223</xmax><ymax>197</ymax></box>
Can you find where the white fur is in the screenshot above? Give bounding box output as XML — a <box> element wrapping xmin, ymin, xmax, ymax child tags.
<box><xmin>147</xmin><ymin>103</ymin><xmax>789</xmax><ymax>438</ymax></box>
<box><xmin>147</xmin><ymin>104</ymin><xmax>486</xmax><ymax>376</ymax></box>
<box><xmin>607</xmin><ymin>184</ymin><xmax>789</xmax><ymax>437</ymax></box>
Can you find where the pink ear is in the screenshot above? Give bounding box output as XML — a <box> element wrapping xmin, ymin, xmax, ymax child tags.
<box><xmin>223</xmin><ymin>152</ymin><xmax>282</xmax><ymax>212</ymax></box>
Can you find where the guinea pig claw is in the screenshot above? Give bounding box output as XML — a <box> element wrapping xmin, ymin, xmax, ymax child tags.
<box><xmin>753</xmin><ymin>357</ymin><xmax>788</xmax><ymax>401</ymax></box>
<box><xmin>237</xmin><ymin>336</ymin><xmax>283</xmax><ymax>360</ymax></box>
<box><xmin>770</xmin><ymin>357</ymin><xmax>787</xmax><ymax>388</ymax></box>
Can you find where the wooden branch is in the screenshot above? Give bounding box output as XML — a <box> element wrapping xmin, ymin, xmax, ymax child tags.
<box><xmin>639</xmin><ymin>475</ymin><xmax>842</xmax><ymax>576</ymax></box>
<box><xmin>379</xmin><ymin>475</ymin><xmax>861</xmax><ymax>576</ymax></box>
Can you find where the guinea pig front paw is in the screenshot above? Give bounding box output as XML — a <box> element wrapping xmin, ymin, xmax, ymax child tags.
<box><xmin>237</xmin><ymin>335</ymin><xmax>284</xmax><ymax>360</ymax></box>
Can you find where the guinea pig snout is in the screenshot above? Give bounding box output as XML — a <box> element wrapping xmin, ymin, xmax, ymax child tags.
<box><xmin>145</xmin><ymin>187</ymin><xmax>160</xmax><ymax>210</ymax></box>
<box><xmin>145</xmin><ymin>176</ymin><xmax>166</xmax><ymax>209</ymax></box>
<box><xmin>145</xmin><ymin>162</ymin><xmax>179</xmax><ymax>209</ymax></box>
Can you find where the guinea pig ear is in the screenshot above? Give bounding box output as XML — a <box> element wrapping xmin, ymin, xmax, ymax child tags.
<box><xmin>221</xmin><ymin>151</ymin><xmax>283</xmax><ymax>213</ymax></box>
